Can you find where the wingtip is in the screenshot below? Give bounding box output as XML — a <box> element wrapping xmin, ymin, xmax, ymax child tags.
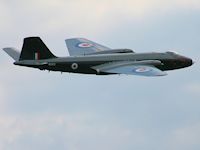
<box><xmin>65</xmin><ymin>37</ymin><xmax>87</xmax><ymax>41</ymax></box>
<box><xmin>157</xmin><ymin>73</ymin><xmax>168</xmax><ymax>76</ymax></box>
<box><xmin>3</xmin><ymin>47</ymin><xmax>19</xmax><ymax>52</ymax></box>
<box><xmin>2</xmin><ymin>47</ymin><xmax>11</xmax><ymax>52</ymax></box>
<box><xmin>2</xmin><ymin>47</ymin><xmax>8</xmax><ymax>51</ymax></box>
<box><xmin>156</xmin><ymin>71</ymin><xmax>168</xmax><ymax>76</ymax></box>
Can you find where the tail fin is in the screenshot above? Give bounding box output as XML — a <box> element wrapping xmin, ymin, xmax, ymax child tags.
<box><xmin>3</xmin><ymin>47</ymin><xmax>20</xmax><ymax>61</ymax></box>
<box><xmin>19</xmin><ymin>37</ymin><xmax>56</xmax><ymax>60</ymax></box>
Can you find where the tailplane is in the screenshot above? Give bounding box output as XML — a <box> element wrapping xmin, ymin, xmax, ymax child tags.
<box><xmin>19</xmin><ymin>37</ymin><xmax>56</xmax><ymax>60</ymax></box>
<box><xmin>3</xmin><ymin>48</ymin><xmax>20</xmax><ymax>61</ymax></box>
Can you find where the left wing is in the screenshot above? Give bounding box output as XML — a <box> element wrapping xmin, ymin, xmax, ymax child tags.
<box><xmin>92</xmin><ymin>60</ymin><xmax>167</xmax><ymax>77</ymax></box>
<box><xmin>65</xmin><ymin>38</ymin><xmax>111</xmax><ymax>56</ymax></box>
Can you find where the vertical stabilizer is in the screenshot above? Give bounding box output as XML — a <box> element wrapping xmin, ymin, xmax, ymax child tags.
<box><xmin>19</xmin><ymin>37</ymin><xmax>56</xmax><ymax>60</ymax></box>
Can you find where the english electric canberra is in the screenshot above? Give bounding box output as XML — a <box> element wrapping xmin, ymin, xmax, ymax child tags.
<box><xmin>3</xmin><ymin>37</ymin><xmax>193</xmax><ymax>77</ymax></box>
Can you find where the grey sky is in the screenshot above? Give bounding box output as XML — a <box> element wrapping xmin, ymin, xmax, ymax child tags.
<box><xmin>0</xmin><ymin>0</ymin><xmax>200</xmax><ymax>150</ymax></box>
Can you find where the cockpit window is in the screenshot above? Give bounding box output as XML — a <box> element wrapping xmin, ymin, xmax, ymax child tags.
<box><xmin>166</xmin><ymin>51</ymin><xmax>179</xmax><ymax>55</ymax></box>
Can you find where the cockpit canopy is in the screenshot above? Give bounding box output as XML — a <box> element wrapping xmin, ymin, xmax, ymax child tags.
<box><xmin>88</xmin><ymin>49</ymin><xmax>134</xmax><ymax>55</ymax></box>
<box><xmin>166</xmin><ymin>51</ymin><xmax>179</xmax><ymax>55</ymax></box>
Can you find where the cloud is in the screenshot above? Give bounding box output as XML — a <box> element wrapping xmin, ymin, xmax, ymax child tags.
<box><xmin>167</xmin><ymin>122</ymin><xmax>200</xmax><ymax>150</ymax></box>
<box><xmin>0</xmin><ymin>112</ymin><xmax>144</xmax><ymax>150</ymax></box>
<box><xmin>0</xmin><ymin>85</ymin><xmax>6</xmax><ymax>109</ymax></box>
<box><xmin>184</xmin><ymin>82</ymin><xmax>200</xmax><ymax>96</ymax></box>
<box><xmin>0</xmin><ymin>62</ymin><xmax>9</xmax><ymax>112</ymax></box>
<box><xmin>1</xmin><ymin>111</ymin><xmax>200</xmax><ymax>150</ymax></box>
<box><xmin>0</xmin><ymin>2</ymin><xmax>11</xmax><ymax>30</ymax></box>
<box><xmin>1</xmin><ymin>0</ymin><xmax>200</xmax><ymax>37</ymax></box>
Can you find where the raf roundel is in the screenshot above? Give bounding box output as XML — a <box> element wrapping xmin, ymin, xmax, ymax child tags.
<box><xmin>77</xmin><ymin>42</ymin><xmax>93</xmax><ymax>48</ymax></box>
<box><xmin>134</xmin><ymin>67</ymin><xmax>152</xmax><ymax>73</ymax></box>
<box><xmin>71</xmin><ymin>63</ymin><xmax>78</xmax><ymax>70</ymax></box>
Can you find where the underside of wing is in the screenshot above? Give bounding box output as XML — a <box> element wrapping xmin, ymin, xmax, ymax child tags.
<box><xmin>92</xmin><ymin>60</ymin><xmax>167</xmax><ymax>77</ymax></box>
<box><xmin>65</xmin><ymin>38</ymin><xmax>111</xmax><ymax>56</ymax></box>
<box><xmin>105</xmin><ymin>65</ymin><xmax>167</xmax><ymax>76</ymax></box>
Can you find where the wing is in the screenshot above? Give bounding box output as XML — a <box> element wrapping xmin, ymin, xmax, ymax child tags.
<box><xmin>65</xmin><ymin>38</ymin><xmax>111</xmax><ymax>56</ymax></box>
<box><xmin>92</xmin><ymin>61</ymin><xmax>167</xmax><ymax>77</ymax></box>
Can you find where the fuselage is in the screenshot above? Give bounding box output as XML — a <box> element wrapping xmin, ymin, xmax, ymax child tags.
<box><xmin>14</xmin><ymin>51</ymin><xmax>193</xmax><ymax>75</ymax></box>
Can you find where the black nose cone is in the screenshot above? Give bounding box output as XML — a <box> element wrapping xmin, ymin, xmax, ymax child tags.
<box><xmin>189</xmin><ymin>59</ymin><xmax>194</xmax><ymax>66</ymax></box>
<box><xmin>185</xmin><ymin>58</ymin><xmax>194</xmax><ymax>67</ymax></box>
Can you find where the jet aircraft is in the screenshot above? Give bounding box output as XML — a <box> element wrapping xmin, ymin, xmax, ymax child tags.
<box><xmin>2</xmin><ymin>37</ymin><xmax>193</xmax><ymax>77</ymax></box>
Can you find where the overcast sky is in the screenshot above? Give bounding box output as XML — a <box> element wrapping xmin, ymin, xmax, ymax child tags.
<box><xmin>0</xmin><ymin>0</ymin><xmax>200</xmax><ymax>150</ymax></box>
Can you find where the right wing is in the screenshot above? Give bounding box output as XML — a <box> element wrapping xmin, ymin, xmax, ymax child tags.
<box><xmin>65</xmin><ymin>38</ymin><xmax>111</xmax><ymax>56</ymax></box>
<box><xmin>92</xmin><ymin>60</ymin><xmax>167</xmax><ymax>77</ymax></box>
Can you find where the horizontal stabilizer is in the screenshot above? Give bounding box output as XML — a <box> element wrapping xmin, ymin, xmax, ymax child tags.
<box><xmin>3</xmin><ymin>47</ymin><xmax>20</xmax><ymax>61</ymax></box>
